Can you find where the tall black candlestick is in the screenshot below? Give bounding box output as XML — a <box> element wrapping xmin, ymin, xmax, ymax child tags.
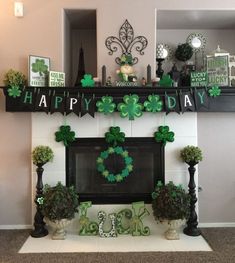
<box><xmin>102</xmin><ymin>65</ymin><xmax>106</xmax><ymax>86</ymax></box>
<box><xmin>147</xmin><ymin>64</ymin><xmax>151</xmax><ymax>85</ymax></box>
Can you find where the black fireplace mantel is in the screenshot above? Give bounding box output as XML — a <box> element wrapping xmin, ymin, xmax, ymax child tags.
<box><xmin>2</xmin><ymin>86</ymin><xmax>235</xmax><ymax>112</ymax></box>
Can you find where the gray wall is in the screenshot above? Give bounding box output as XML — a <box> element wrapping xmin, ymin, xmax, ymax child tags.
<box><xmin>198</xmin><ymin>113</ymin><xmax>235</xmax><ymax>223</ymax></box>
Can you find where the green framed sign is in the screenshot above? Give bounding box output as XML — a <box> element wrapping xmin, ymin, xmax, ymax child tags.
<box><xmin>206</xmin><ymin>55</ymin><xmax>229</xmax><ymax>86</ymax></box>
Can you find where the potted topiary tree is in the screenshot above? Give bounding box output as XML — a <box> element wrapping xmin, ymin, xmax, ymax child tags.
<box><xmin>42</xmin><ymin>182</ymin><xmax>79</xmax><ymax>240</ymax></box>
<box><xmin>4</xmin><ymin>69</ymin><xmax>27</xmax><ymax>87</ymax></box>
<box><xmin>4</xmin><ymin>69</ymin><xmax>27</xmax><ymax>98</ymax></box>
<box><xmin>180</xmin><ymin>145</ymin><xmax>203</xmax><ymax>237</ymax></box>
<box><xmin>31</xmin><ymin>145</ymin><xmax>54</xmax><ymax>238</ymax></box>
<box><xmin>152</xmin><ymin>181</ymin><xmax>190</xmax><ymax>240</ymax></box>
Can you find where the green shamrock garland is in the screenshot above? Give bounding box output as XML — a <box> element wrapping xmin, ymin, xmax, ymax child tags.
<box><xmin>96</xmin><ymin>96</ymin><xmax>116</xmax><ymax>115</ymax></box>
<box><xmin>81</xmin><ymin>74</ymin><xmax>95</xmax><ymax>87</ymax></box>
<box><xmin>154</xmin><ymin>125</ymin><xmax>175</xmax><ymax>146</ymax></box>
<box><xmin>144</xmin><ymin>94</ymin><xmax>163</xmax><ymax>112</ymax></box>
<box><xmin>55</xmin><ymin>125</ymin><xmax>76</xmax><ymax>147</ymax></box>
<box><xmin>118</xmin><ymin>94</ymin><xmax>143</xmax><ymax>120</ymax></box>
<box><xmin>7</xmin><ymin>85</ymin><xmax>22</xmax><ymax>98</ymax></box>
<box><xmin>208</xmin><ymin>85</ymin><xmax>221</xmax><ymax>97</ymax></box>
<box><xmin>105</xmin><ymin>126</ymin><xmax>125</xmax><ymax>147</ymax></box>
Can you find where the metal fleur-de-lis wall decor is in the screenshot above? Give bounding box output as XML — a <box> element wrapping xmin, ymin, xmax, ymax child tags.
<box><xmin>105</xmin><ymin>19</ymin><xmax>148</xmax><ymax>65</ymax></box>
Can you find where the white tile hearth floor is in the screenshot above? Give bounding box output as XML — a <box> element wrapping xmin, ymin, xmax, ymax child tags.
<box><xmin>19</xmin><ymin>225</ymin><xmax>212</xmax><ymax>253</ymax></box>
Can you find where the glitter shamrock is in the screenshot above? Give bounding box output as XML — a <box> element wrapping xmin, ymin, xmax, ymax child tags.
<box><xmin>81</xmin><ymin>74</ymin><xmax>95</xmax><ymax>87</ymax></box>
<box><xmin>144</xmin><ymin>94</ymin><xmax>163</xmax><ymax>112</ymax></box>
<box><xmin>159</xmin><ymin>74</ymin><xmax>173</xmax><ymax>87</ymax></box>
<box><xmin>208</xmin><ymin>85</ymin><xmax>221</xmax><ymax>97</ymax></box>
<box><xmin>96</xmin><ymin>96</ymin><xmax>116</xmax><ymax>115</ymax></box>
<box><xmin>37</xmin><ymin>197</ymin><xmax>44</xmax><ymax>205</ymax></box>
<box><xmin>105</xmin><ymin>126</ymin><xmax>125</xmax><ymax>147</ymax></box>
<box><xmin>118</xmin><ymin>94</ymin><xmax>143</xmax><ymax>120</ymax></box>
<box><xmin>55</xmin><ymin>125</ymin><xmax>76</xmax><ymax>147</ymax></box>
<box><xmin>154</xmin><ymin>125</ymin><xmax>175</xmax><ymax>146</ymax></box>
<box><xmin>7</xmin><ymin>85</ymin><xmax>22</xmax><ymax>98</ymax></box>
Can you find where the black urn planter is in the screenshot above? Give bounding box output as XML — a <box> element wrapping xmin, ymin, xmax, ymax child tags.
<box><xmin>183</xmin><ymin>161</ymin><xmax>201</xmax><ymax>236</ymax></box>
<box><xmin>30</xmin><ymin>163</ymin><xmax>48</xmax><ymax>238</ymax></box>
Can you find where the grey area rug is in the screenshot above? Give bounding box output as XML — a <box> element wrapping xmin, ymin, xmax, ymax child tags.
<box><xmin>0</xmin><ymin>228</ymin><xmax>234</xmax><ymax>263</ymax></box>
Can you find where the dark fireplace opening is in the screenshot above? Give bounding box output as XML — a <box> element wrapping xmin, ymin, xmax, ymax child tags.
<box><xmin>66</xmin><ymin>137</ymin><xmax>164</xmax><ymax>204</ymax></box>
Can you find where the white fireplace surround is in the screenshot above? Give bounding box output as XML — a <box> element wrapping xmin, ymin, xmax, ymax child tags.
<box><xmin>31</xmin><ymin>112</ymin><xmax>198</xmax><ymax>223</ymax></box>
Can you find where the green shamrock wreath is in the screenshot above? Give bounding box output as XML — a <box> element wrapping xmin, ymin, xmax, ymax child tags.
<box><xmin>96</xmin><ymin>96</ymin><xmax>116</xmax><ymax>115</ymax></box>
<box><xmin>118</xmin><ymin>94</ymin><xmax>143</xmax><ymax>120</ymax></box>
<box><xmin>7</xmin><ymin>85</ymin><xmax>22</xmax><ymax>98</ymax></box>
<box><xmin>154</xmin><ymin>125</ymin><xmax>175</xmax><ymax>146</ymax></box>
<box><xmin>81</xmin><ymin>74</ymin><xmax>95</xmax><ymax>87</ymax></box>
<box><xmin>55</xmin><ymin>125</ymin><xmax>76</xmax><ymax>147</ymax></box>
<box><xmin>97</xmin><ymin>146</ymin><xmax>133</xmax><ymax>183</ymax></box>
<box><xmin>144</xmin><ymin>94</ymin><xmax>163</xmax><ymax>112</ymax></box>
<box><xmin>96</xmin><ymin>126</ymin><xmax>133</xmax><ymax>183</ymax></box>
<box><xmin>208</xmin><ymin>85</ymin><xmax>221</xmax><ymax>97</ymax></box>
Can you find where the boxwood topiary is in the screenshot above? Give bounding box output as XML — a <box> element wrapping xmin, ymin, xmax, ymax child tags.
<box><xmin>180</xmin><ymin>145</ymin><xmax>203</xmax><ymax>164</ymax></box>
<box><xmin>42</xmin><ymin>182</ymin><xmax>79</xmax><ymax>221</ymax></box>
<box><xmin>152</xmin><ymin>181</ymin><xmax>190</xmax><ymax>222</ymax></box>
<box><xmin>32</xmin><ymin>145</ymin><xmax>54</xmax><ymax>165</ymax></box>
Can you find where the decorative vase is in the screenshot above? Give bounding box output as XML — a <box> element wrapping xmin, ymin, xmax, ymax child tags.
<box><xmin>184</xmin><ymin>161</ymin><xmax>201</xmax><ymax>236</ymax></box>
<box><xmin>164</xmin><ymin>219</ymin><xmax>185</xmax><ymax>240</ymax></box>
<box><xmin>45</xmin><ymin>218</ymin><xmax>72</xmax><ymax>240</ymax></box>
<box><xmin>31</xmin><ymin>163</ymin><xmax>48</xmax><ymax>238</ymax></box>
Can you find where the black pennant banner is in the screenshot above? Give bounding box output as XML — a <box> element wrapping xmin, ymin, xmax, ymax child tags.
<box><xmin>20</xmin><ymin>88</ymin><xmax>36</xmax><ymax>110</ymax></box>
<box><xmin>50</xmin><ymin>92</ymin><xmax>65</xmax><ymax>114</ymax></box>
<box><xmin>180</xmin><ymin>91</ymin><xmax>195</xmax><ymax>113</ymax></box>
<box><xmin>17</xmin><ymin>87</ymin><xmax>212</xmax><ymax>116</ymax></box>
<box><xmin>66</xmin><ymin>94</ymin><xmax>81</xmax><ymax>117</ymax></box>
<box><xmin>35</xmin><ymin>89</ymin><xmax>51</xmax><ymax>113</ymax></box>
<box><xmin>194</xmin><ymin>88</ymin><xmax>209</xmax><ymax>110</ymax></box>
<box><xmin>165</xmin><ymin>93</ymin><xmax>180</xmax><ymax>115</ymax></box>
<box><xmin>80</xmin><ymin>94</ymin><xmax>95</xmax><ymax>118</ymax></box>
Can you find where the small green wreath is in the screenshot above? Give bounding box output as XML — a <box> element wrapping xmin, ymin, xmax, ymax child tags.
<box><xmin>96</xmin><ymin>146</ymin><xmax>133</xmax><ymax>183</ymax></box>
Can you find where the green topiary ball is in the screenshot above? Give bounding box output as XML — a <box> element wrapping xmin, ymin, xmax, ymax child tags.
<box><xmin>175</xmin><ymin>43</ymin><xmax>193</xmax><ymax>62</ymax></box>
<box><xmin>32</xmin><ymin>145</ymin><xmax>54</xmax><ymax>165</ymax></box>
<box><xmin>152</xmin><ymin>181</ymin><xmax>190</xmax><ymax>222</ymax></box>
<box><xmin>180</xmin><ymin>145</ymin><xmax>203</xmax><ymax>164</ymax></box>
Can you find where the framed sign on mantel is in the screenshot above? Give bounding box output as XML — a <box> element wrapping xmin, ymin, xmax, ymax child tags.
<box><xmin>28</xmin><ymin>55</ymin><xmax>50</xmax><ymax>87</ymax></box>
<box><xmin>206</xmin><ymin>55</ymin><xmax>229</xmax><ymax>87</ymax></box>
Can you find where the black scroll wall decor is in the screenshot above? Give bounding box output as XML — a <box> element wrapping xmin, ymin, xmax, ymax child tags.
<box><xmin>105</xmin><ymin>19</ymin><xmax>148</xmax><ymax>65</ymax></box>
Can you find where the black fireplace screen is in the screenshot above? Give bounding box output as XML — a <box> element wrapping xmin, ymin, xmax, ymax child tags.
<box><xmin>66</xmin><ymin>137</ymin><xmax>164</xmax><ymax>204</ymax></box>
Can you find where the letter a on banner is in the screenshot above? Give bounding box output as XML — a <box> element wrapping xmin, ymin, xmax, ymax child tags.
<box><xmin>180</xmin><ymin>91</ymin><xmax>195</xmax><ymax>113</ymax></box>
<box><xmin>35</xmin><ymin>89</ymin><xmax>51</xmax><ymax>113</ymax></box>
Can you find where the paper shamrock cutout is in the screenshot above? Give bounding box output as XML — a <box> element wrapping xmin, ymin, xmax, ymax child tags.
<box><xmin>154</xmin><ymin>125</ymin><xmax>175</xmax><ymax>146</ymax></box>
<box><xmin>55</xmin><ymin>125</ymin><xmax>76</xmax><ymax>147</ymax></box>
<box><xmin>159</xmin><ymin>74</ymin><xmax>173</xmax><ymax>87</ymax></box>
<box><xmin>144</xmin><ymin>94</ymin><xmax>163</xmax><ymax>112</ymax></box>
<box><xmin>96</xmin><ymin>96</ymin><xmax>116</xmax><ymax>115</ymax></box>
<box><xmin>32</xmin><ymin>59</ymin><xmax>48</xmax><ymax>76</ymax></box>
<box><xmin>81</xmin><ymin>74</ymin><xmax>95</xmax><ymax>87</ymax></box>
<box><xmin>7</xmin><ymin>85</ymin><xmax>22</xmax><ymax>98</ymax></box>
<box><xmin>105</xmin><ymin>126</ymin><xmax>125</xmax><ymax>146</ymax></box>
<box><xmin>118</xmin><ymin>94</ymin><xmax>143</xmax><ymax>120</ymax></box>
<box><xmin>208</xmin><ymin>85</ymin><xmax>221</xmax><ymax>97</ymax></box>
